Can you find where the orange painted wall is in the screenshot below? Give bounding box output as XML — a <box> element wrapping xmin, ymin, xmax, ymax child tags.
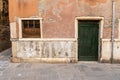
<box><xmin>9</xmin><ymin>0</ymin><xmax>39</xmax><ymax>22</ymax></box>
<box><xmin>9</xmin><ymin>0</ymin><xmax>120</xmax><ymax>38</ymax></box>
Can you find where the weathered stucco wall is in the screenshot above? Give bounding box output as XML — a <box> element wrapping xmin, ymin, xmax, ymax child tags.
<box><xmin>17</xmin><ymin>41</ymin><xmax>76</xmax><ymax>58</ymax></box>
<box><xmin>9</xmin><ymin>0</ymin><xmax>120</xmax><ymax>62</ymax></box>
<box><xmin>9</xmin><ymin>0</ymin><xmax>120</xmax><ymax>38</ymax></box>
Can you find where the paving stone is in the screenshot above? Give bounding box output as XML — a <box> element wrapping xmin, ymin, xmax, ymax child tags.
<box><xmin>1</xmin><ymin>49</ymin><xmax>120</xmax><ymax>80</ymax></box>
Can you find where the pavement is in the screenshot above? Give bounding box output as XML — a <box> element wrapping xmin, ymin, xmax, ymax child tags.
<box><xmin>0</xmin><ymin>49</ymin><xmax>120</xmax><ymax>80</ymax></box>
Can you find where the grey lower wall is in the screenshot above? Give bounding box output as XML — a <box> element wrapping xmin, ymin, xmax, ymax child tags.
<box><xmin>15</xmin><ymin>40</ymin><xmax>77</xmax><ymax>61</ymax></box>
<box><xmin>12</xmin><ymin>39</ymin><xmax>120</xmax><ymax>63</ymax></box>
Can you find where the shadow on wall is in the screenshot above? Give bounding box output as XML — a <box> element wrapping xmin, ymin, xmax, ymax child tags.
<box><xmin>0</xmin><ymin>25</ymin><xmax>11</xmax><ymax>52</ymax></box>
<box><xmin>0</xmin><ymin>0</ymin><xmax>11</xmax><ymax>52</ymax></box>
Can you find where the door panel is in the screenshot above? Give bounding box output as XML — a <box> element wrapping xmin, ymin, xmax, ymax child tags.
<box><xmin>78</xmin><ymin>21</ymin><xmax>99</xmax><ymax>61</ymax></box>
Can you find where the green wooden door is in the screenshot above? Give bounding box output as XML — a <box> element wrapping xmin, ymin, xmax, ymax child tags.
<box><xmin>78</xmin><ymin>21</ymin><xmax>99</xmax><ymax>61</ymax></box>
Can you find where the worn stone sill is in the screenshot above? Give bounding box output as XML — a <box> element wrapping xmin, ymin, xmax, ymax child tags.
<box><xmin>18</xmin><ymin>38</ymin><xmax>77</xmax><ymax>41</ymax></box>
<box><xmin>102</xmin><ymin>39</ymin><xmax>120</xmax><ymax>42</ymax></box>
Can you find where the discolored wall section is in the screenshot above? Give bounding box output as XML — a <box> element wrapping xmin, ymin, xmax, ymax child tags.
<box><xmin>15</xmin><ymin>41</ymin><xmax>76</xmax><ymax>62</ymax></box>
<box><xmin>9</xmin><ymin>0</ymin><xmax>115</xmax><ymax>38</ymax></box>
<box><xmin>9</xmin><ymin>0</ymin><xmax>120</xmax><ymax>63</ymax></box>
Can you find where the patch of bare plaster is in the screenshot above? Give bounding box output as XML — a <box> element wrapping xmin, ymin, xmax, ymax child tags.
<box><xmin>38</xmin><ymin>0</ymin><xmax>73</xmax><ymax>20</ymax></box>
<box><xmin>14</xmin><ymin>16</ymin><xmax>20</xmax><ymax>22</ymax></box>
<box><xmin>76</xmin><ymin>0</ymin><xmax>108</xmax><ymax>16</ymax></box>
